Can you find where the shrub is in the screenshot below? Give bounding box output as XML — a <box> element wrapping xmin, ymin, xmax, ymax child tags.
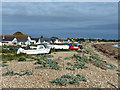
<box><xmin>47</xmin><ymin>55</ymin><xmax>54</xmax><ymax>58</ymax></box>
<box><xmin>0</xmin><ymin>64</ymin><xmax>8</xmax><ymax>67</ymax></box>
<box><xmin>66</xmin><ymin>67</ymin><xmax>75</xmax><ymax>71</ymax></box>
<box><xmin>51</xmin><ymin>74</ymin><xmax>86</xmax><ymax>86</ymax></box>
<box><xmin>34</xmin><ymin>56</ymin><xmax>61</xmax><ymax>70</ymax></box>
<box><xmin>3</xmin><ymin>69</ymin><xmax>33</xmax><ymax>76</ymax></box>
<box><xmin>64</xmin><ymin>57</ymin><xmax>70</xmax><ymax>60</ymax></box>
<box><xmin>18</xmin><ymin>58</ymin><xmax>26</xmax><ymax>62</ymax></box>
<box><xmin>67</xmin><ymin>62</ymin><xmax>73</xmax><ymax>66</ymax></box>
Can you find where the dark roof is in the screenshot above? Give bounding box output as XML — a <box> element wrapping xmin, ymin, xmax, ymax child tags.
<box><xmin>17</xmin><ymin>39</ymin><xmax>27</xmax><ymax>42</ymax></box>
<box><xmin>40</xmin><ymin>38</ymin><xmax>51</xmax><ymax>42</ymax></box>
<box><xmin>31</xmin><ymin>38</ymin><xmax>39</xmax><ymax>42</ymax></box>
<box><xmin>31</xmin><ymin>38</ymin><xmax>56</xmax><ymax>43</ymax></box>
<box><xmin>64</xmin><ymin>40</ymin><xmax>68</xmax><ymax>41</ymax></box>
<box><xmin>40</xmin><ymin>38</ymin><xmax>56</xmax><ymax>42</ymax></box>
<box><xmin>2</xmin><ymin>37</ymin><xmax>15</xmax><ymax>41</ymax></box>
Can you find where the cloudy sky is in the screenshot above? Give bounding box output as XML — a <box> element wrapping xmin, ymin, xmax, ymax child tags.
<box><xmin>2</xmin><ymin>2</ymin><xmax>118</xmax><ymax>39</ymax></box>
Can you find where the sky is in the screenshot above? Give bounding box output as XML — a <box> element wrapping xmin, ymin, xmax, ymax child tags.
<box><xmin>2</xmin><ymin>2</ymin><xmax>118</xmax><ymax>39</ymax></box>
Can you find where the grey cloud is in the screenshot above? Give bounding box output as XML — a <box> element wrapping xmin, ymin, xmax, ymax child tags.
<box><xmin>2</xmin><ymin>2</ymin><xmax>118</xmax><ymax>39</ymax></box>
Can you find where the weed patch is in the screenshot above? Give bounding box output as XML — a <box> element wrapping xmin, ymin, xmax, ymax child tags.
<box><xmin>3</xmin><ymin>69</ymin><xmax>33</xmax><ymax>76</ymax></box>
<box><xmin>51</xmin><ymin>74</ymin><xmax>87</xmax><ymax>86</ymax></box>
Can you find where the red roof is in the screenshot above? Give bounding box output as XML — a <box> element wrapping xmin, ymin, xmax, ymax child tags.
<box><xmin>0</xmin><ymin>35</ymin><xmax>29</xmax><ymax>39</ymax></box>
<box><xmin>58</xmin><ymin>39</ymin><xmax>64</xmax><ymax>42</ymax></box>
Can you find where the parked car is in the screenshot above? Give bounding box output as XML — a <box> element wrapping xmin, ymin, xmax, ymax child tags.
<box><xmin>17</xmin><ymin>45</ymin><xmax>51</xmax><ymax>54</ymax></box>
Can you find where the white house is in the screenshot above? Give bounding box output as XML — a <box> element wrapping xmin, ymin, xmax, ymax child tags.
<box><xmin>31</xmin><ymin>38</ymin><xmax>41</xmax><ymax>44</ymax></box>
<box><xmin>1</xmin><ymin>35</ymin><xmax>33</xmax><ymax>46</ymax></box>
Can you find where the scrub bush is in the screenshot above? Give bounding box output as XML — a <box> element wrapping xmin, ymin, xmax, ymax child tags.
<box><xmin>18</xmin><ymin>58</ymin><xmax>26</xmax><ymax>62</ymax></box>
<box><xmin>51</xmin><ymin>74</ymin><xmax>86</xmax><ymax>86</ymax></box>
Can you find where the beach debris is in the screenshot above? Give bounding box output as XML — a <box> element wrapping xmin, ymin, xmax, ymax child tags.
<box><xmin>107</xmin><ymin>82</ymin><xmax>118</xmax><ymax>88</ymax></box>
<box><xmin>51</xmin><ymin>74</ymin><xmax>86</xmax><ymax>86</ymax></box>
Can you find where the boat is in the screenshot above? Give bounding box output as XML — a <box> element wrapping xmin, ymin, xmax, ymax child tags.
<box><xmin>17</xmin><ymin>45</ymin><xmax>51</xmax><ymax>54</ymax></box>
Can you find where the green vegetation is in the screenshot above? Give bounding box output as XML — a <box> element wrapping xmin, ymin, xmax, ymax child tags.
<box><xmin>107</xmin><ymin>82</ymin><xmax>118</xmax><ymax>88</ymax></box>
<box><xmin>51</xmin><ymin>49</ymin><xmax>71</xmax><ymax>53</ymax></box>
<box><xmin>51</xmin><ymin>37</ymin><xmax>58</xmax><ymax>39</ymax></box>
<box><xmin>2</xmin><ymin>49</ymin><xmax>17</xmax><ymax>53</ymax></box>
<box><xmin>18</xmin><ymin>58</ymin><xmax>26</xmax><ymax>62</ymax></box>
<box><xmin>66</xmin><ymin>67</ymin><xmax>75</xmax><ymax>71</ymax></box>
<box><xmin>34</xmin><ymin>56</ymin><xmax>60</xmax><ymax>70</ymax></box>
<box><xmin>47</xmin><ymin>55</ymin><xmax>54</xmax><ymax>58</ymax></box>
<box><xmin>81</xmin><ymin>45</ymin><xmax>117</xmax><ymax>70</ymax></box>
<box><xmin>2</xmin><ymin>69</ymin><xmax>33</xmax><ymax>76</ymax></box>
<box><xmin>2</xmin><ymin>53</ymin><xmax>32</xmax><ymax>63</ymax></box>
<box><xmin>67</xmin><ymin>62</ymin><xmax>73</xmax><ymax>66</ymax></box>
<box><xmin>41</xmin><ymin>35</ymin><xmax>43</xmax><ymax>38</ymax></box>
<box><xmin>51</xmin><ymin>74</ymin><xmax>87</xmax><ymax>86</ymax></box>
<box><xmin>65</xmin><ymin>54</ymin><xmax>88</xmax><ymax>70</ymax></box>
<box><xmin>0</xmin><ymin>47</ymin><xmax>2</xmax><ymax>53</ymax></box>
<box><xmin>64</xmin><ymin>57</ymin><xmax>70</xmax><ymax>60</ymax></box>
<box><xmin>2</xmin><ymin>54</ymin><xmax>18</xmax><ymax>62</ymax></box>
<box><xmin>0</xmin><ymin>64</ymin><xmax>8</xmax><ymax>67</ymax></box>
<box><xmin>116</xmin><ymin>69</ymin><xmax>120</xmax><ymax>72</ymax></box>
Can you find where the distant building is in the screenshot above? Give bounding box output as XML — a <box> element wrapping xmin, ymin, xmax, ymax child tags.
<box><xmin>31</xmin><ymin>38</ymin><xmax>56</xmax><ymax>44</ymax></box>
<box><xmin>54</xmin><ymin>39</ymin><xmax>71</xmax><ymax>44</ymax></box>
<box><xmin>0</xmin><ymin>32</ymin><xmax>72</xmax><ymax>46</ymax></box>
<box><xmin>0</xmin><ymin>34</ymin><xmax>32</xmax><ymax>46</ymax></box>
<box><xmin>31</xmin><ymin>38</ymin><xmax>41</xmax><ymax>44</ymax></box>
<box><xmin>1</xmin><ymin>36</ymin><xmax>17</xmax><ymax>46</ymax></box>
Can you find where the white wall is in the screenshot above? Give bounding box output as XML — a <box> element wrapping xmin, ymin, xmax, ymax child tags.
<box><xmin>12</xmin><ymin>38</ymin><xmax>17</xmax><ymax>45</ymax></box>
<box><xmin>0</xmin><ymin>42</ymin><xmax>2</xmax><ymax>46</ymax></box>
<box><xmin>36</xmin><ymin>39</ymin><xmax>41</xmax><ymax>44</ymax></box>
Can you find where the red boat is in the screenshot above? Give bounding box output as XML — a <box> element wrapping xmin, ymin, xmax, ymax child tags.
<box><xmin>70</xmin><ymin>46</ymin><xmax>80</xmax><ymax>50</ymax></box>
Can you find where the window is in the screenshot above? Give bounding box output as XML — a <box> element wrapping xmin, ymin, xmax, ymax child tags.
<box><xmin>39</xmin><ymin>46</ymin><xmax>44</xmax><ymax>49</ymax></box>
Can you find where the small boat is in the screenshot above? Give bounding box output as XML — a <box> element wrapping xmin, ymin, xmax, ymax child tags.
<box><xmin>17</xmin><ymin>45</ymin><xmax>51</xmax><ymax>54</ymax></box>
